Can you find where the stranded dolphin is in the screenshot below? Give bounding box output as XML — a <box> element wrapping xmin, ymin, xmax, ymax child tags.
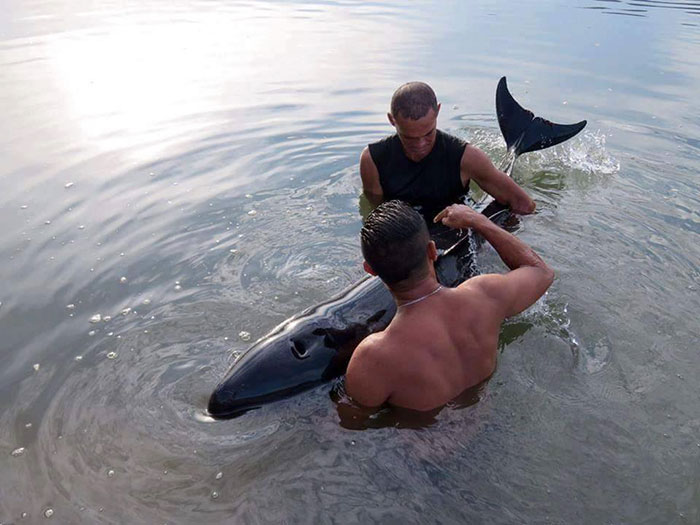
<box><xmin>207</xmin><ymin>77</ymin><xmax>586</xmax><ymax>419</ymax></box>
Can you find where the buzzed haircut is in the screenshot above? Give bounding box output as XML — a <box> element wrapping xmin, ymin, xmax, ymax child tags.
<box><xmin>361</xmin><ymin>200</ymin><xmax>430</xmax><ymax>285</ymax></box>
<box><xmin>390</xmin><ymin>82</ymin><xmax>438</xmax><ymax>120</ymax></box>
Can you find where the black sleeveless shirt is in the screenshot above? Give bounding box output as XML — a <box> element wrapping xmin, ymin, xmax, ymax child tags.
<box><xmin>368</xmin><ymin>129</ymin><xmax>468</xmax><ymax>219</ymax></box>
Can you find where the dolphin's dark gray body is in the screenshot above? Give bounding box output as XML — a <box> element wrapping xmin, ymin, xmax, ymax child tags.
<box><xmin>208</xmin><ymin>77</ymin><xmax>586</xmax><ymax>418</ymax></box>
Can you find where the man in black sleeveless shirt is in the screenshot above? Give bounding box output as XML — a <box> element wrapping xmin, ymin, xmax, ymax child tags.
<box><xmin>360</xmin><ymin>82</ymin><xmax>535</xmax><ymax>221</ymax></box>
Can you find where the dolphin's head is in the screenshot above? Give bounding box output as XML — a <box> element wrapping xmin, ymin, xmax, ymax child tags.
<box><xmin>207</xmin><ymin>316</ymin><xmax>355</xmax><ymax>419</ymax></box>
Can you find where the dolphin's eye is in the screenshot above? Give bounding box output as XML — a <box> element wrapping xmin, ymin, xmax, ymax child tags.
<box><xmin>291</xmin><ymin>339</ymin><xmax>309</xmax><ymax>359</ymax></box>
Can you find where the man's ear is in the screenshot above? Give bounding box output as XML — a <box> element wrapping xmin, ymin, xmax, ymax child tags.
<box><xmin>427</xmin><ymin>240</ymin><xmax>438</xmax><ymax>262</ymax></box>
<box><xmin>387</xmin><ymin>112</ymin><xmax>396</xmax><ymax>127</ymax></box>
<box><xmin>363</xmin><ymin>261</ymin><xmax>377</xmax><ymax>276</ymax></box>
<box><xmin>435</xmin><ymin>102</ymin><xmax>441</xmax><ymax>117</ymax></box>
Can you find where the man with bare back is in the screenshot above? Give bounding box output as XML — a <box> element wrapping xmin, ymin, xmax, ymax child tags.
<box><xmin>345</xmin><ymin>200</ymin><xmax>553</xmax><ymax>410</ymax></box>
<box><xmin>360</xmin><ymin>81</ymin><xmax>535</xmax><ymax>220</ymax></box>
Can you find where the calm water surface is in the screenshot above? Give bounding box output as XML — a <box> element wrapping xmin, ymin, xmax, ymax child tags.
<box><xmin>1</xmin><ymin>1</ymin><xmax>699</xmax><ymax>523</ymax></box>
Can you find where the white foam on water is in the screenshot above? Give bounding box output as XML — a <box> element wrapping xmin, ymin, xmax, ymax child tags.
<box><xmin>459</xmin><ymin>127</ymin><xmax>620</xmax><ymax>177</ymax></box>
<box><xmin>546</xmin><ymin>130</ymin><xmax>620</xmax><ymax>176</ymax></box>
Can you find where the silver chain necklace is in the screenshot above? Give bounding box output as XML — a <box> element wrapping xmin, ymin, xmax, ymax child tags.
<box><xmin>397</xmin><ymin>285</ymin><xmax>443</xmax><ymax>309</ymax></box>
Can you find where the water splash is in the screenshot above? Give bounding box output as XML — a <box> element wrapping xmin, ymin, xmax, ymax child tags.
<box><xmin>461</xmin><ymin>127</ymin><xmax>620</xmax><ymax>178</ymax></box>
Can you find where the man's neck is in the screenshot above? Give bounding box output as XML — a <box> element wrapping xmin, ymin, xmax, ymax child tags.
<box><xmin>389</xmin><ymin>274</ymin><xmax>442</xmax><ymax>307</ymax></box>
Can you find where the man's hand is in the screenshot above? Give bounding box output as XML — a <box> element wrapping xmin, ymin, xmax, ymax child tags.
<box><xmin>434</xmin><ymin>204</ymin><xmax>487</xmax><ymax>230</ymax></box>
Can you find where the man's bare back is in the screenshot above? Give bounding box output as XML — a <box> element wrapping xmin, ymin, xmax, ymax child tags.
<box><xmin>346</xmin><ymin>202</ymin><xmax>553</xmax><ymax>411</ymax></box>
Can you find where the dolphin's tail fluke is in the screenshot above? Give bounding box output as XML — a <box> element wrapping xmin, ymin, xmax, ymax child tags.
<box><xmin>496</xmin><ymin>76</ymin><xmax>587</xmax><ymax>157</ymax></box>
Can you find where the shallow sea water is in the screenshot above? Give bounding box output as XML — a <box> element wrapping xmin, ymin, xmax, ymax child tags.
<box><xmin>1</xmin><ymin>1</ymin><xmax>699</xmax><ymax>523</ymax></box>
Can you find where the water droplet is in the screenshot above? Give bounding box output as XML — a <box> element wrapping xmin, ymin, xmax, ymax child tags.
<box><xmin>25</xmin><ymin>423</ymin><xmax>32</xmax><ymax>428</ymax></box>
<box><xmin>120</xmin><ymin>277</ymin><xmax>127</xmax><ymax>284</ymax></box>
<box><xmin>90</xmin><ymin>314</ymin><xmax>102</xmax><ymax>323</ymax></box>
<box><xmin>44</xmin><ymin>220</ymin><xmax>51</xmax><ymax>225</ymax></box>
<box><xmin>211</xmin><ymin>491</ymin><xmax>219</xmax><ymax>499</ymax></box>
<box><xmin>215</xmin><ymin>472</ymin><xmax>223</xmax><ymax>480</ymax></box>
<box><xmin>121</xmin><ymin>308</ymin><xmax>131</xmax><ymax>316</ymax></box>
<box><xmin>229</xmin><ymin>249</ymin><xmax>237</xmax><ymax>254</ymax></box>
<box><xmin>11</xmin><ymin>447</ymin><xmax>25</xmax><ymax>457</ymax></box>
<box><xmin>66</xmin><ymin>304</ymin><xmax>75</xmax><ymax>310</ymax></box>
<box><xmin>103</xmin><ymin>316</ymin><xmax>112</xmax><ymax>322</ymax></box>
<box><xmin>20</xmin><ymin>204</ymin><xmax>28</xmax><ymax>209</ymax></box>
<box><xmin>78</xmin><ymin>225</ymin><xmax>85</xmax><ymax>230</ymax></box>
<box><xmin>239</xmin><ymin>331</ymin><xmax>251</xmax><ymax>342</ymax></box>
<box><xmin>88</xmin><ymin>330</ymin><xmax>96</xmax><ymax>336</ymax></box>
<box><xmin>247</xmin><ymin>210</ymin><xmax>257</xmax><ymax>216</ymax></box>
<box><xmin>44</xmin><ymin>508</ymin><xmax>54</xmax><ymax>518</ymax></box>
<box><xmin>174</xmin><ymin>285</ymin><xmax>182</xmax><ymax>291</ymax></box>
<box><xmin>64</xmin><ymin>182</ymin><xmax>74</xmax><ymax>189</ymax></box>
<box><xmin>107</xmin><ymin>469</ymin><xmax>115</xmax><ymax>477</ymax></box>
<box><xmin>33</xmin><ymin>364</ymin><xmax>40</xmax><ymax>371</ymax></box>
<box><xmin>106</xmin><ymin>352</ymin><xmax>117</xmax><ymax>359</ymax></box>
<box><xmin>119</xmin><ymin>252</ymin><xmax>125</xmax><ymax>257</ymax></box>
<box><xmin>562</xmin><ymin>101</ymin><xmax>568</xmax><ymax>105</ymax></box>
<box><xmin>350</xmin><ymin>440</ymin><xmax>356</xmax><ymax>446</ymax></box>
<box><xmin>21</xmin><ymin>512</ymin><xmax>28</xmax><ymax>518</ymax></box>
<box><xmin>74</xmin><ymin>355</ymin><xmax>83</xmax><ymax>361</ymax></box>
<box><xmin>163</xmin><ymin>469</ymin><xmax>168</xmax><ymax>474</ymax></box>
<box><xmin>143</xmin><ymin>299</ymin><xmax>151</xmax><ymax>305</ymax></box>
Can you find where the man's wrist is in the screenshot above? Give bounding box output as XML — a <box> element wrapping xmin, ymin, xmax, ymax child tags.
<box><xmin>470</xmin><ymin>214</ymin><xmax>491</xmax><ymax>231</ymax></box>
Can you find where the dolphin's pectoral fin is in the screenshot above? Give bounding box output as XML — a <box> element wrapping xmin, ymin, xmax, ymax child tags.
<box><xmin>496</xmin><ymin>76</ymin><xmax>587</xmax><ymax>156</ymax></box>
<box><xmin>366</xmin><ymin>309</ymin><xmax>389</xmax><ymax>330</ymax></box>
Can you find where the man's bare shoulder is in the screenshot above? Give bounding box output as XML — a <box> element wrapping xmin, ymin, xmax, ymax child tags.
<box><xmin>349</xmin><ymin>330</ymin><xmax>404</xmax><ymax>377</ymax></box>
<box><xmin>352</xmin><ymin>331</ymin><xmax>387</xmax><ymax>364</ymax></box>
<box><xmin>452</xmin><ymin>275</ymin><xmax>506</xmax><ymax>314</ymax></box>
<box><xmin>460</xmin><ymin>143</ymin><xmax>491</xmax><ymax>171</ymax></box>
<box><xmin>346</xmin><ymin>331</ymin><xmax>394</xmax><ymax>407</ymax></box>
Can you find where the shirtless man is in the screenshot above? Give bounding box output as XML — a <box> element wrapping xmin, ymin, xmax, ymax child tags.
<box><xmin>360</xmin><ymin>81</ymin><xmax>535</xmax><ymax>219</ymax></box>
<box><xmin>345</xmin><ymin>200</ymin><xmax>553</xmax><ymax>411</ymax></box>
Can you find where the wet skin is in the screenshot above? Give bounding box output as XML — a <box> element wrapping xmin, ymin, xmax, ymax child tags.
<box><xmin>388</xmin><ymin>106</ymin><xmax>440</xmax><ymax>162</ymax></box>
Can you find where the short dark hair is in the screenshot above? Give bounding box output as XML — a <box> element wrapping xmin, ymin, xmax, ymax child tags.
<box><xmin>361</xmin><ymin>200</ymin><xmax>430</xmax><ymax>285</ymax></box>
<box><xmin>390</xmin><ymin>82</ymin><xmax>438</xmax><ymax>120</ymax></box>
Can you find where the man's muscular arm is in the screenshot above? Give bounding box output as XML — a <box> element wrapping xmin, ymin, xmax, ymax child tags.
<box><xmin>435</xmin><ymin>204</ymin><xmax>553</xmax><ymax>318</ymax></box>
<box><xmin>461</xmin><ymin>145</ymin><xmax>536</xmax><ymax>214</ymax></box>
<box><xmin>360</xmin><ymin>147</ymin><xmax>383</xmax><ymax>208</ymax></box>
<box><xmin>345</xmin><ymin>336</ymin><xmax>392</xmax><ymax>407</ymax></box>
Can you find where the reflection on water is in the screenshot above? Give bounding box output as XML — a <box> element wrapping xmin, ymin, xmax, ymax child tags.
<box><xmin>1</xmin><ymin>0</ymin><xmax>700</xmax><ymax>523</ymax></box>
<box><xmin>585</xmin><ymin>0</ymin><xmax>700</xmax><ymax>19</ymax></box>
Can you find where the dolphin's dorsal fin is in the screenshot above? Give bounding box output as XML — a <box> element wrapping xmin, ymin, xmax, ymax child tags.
<box><xmin>496</xmin><ymin>76</ymin><xmax>587</xmax><ymax>156</ymax></box>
